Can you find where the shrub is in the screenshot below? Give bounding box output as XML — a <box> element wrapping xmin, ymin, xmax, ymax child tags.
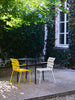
<box><xmin>0</xmin><ymin>23</ymin><xmax>44</xmax><ymax>59</ymax></box>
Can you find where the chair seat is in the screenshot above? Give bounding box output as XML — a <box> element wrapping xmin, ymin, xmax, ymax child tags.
<box><xmin>36</xmin><ymin>68</ymin><xmax>52</xmax><ymax>72</ymax></box>
<box><xmin>14</xmin><ymin>68</ymin><xmax>30</xmax><ymax>72</ymax></box>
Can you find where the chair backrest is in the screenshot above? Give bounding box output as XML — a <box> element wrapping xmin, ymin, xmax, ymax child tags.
<box><xmin>10</xmin><ymin>58</ymin><xmax>20</xmax><ymax>70</ymax></box>
<box><xmin>47</xmin><ymin>57</ymin><xmax>55</xmax><ymax>69</ymax></box>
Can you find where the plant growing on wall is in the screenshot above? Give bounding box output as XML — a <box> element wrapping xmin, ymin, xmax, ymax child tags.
<box><xmin>0</xmin><ymin>23</ymin><xmax>44</xmax><ymax>59</ymax></box>
<box><xmin>68</xmin><ymin>0</ymin><xmax>75</xmax><ymax>66</ymax></box>
<box><xmin>45</xmin><ymin>22</ymin><xmax>70</xmax><ymax>67</ymax></box>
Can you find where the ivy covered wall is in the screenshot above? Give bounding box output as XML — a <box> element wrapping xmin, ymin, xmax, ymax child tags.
<box><xmin>0</xmin><ymin>0</ymin><xmax>75</xmax><ymax>68</ymax></box>
<box><xmin>45</xmin><ymin>23</ymin><xmax>70</xmax><ymax>67</ymax></box>
<box><xmin>68</xmin><ymin>0</ymin><xmax>75</xmax><ymax>66</ymax></box>
<box><xmin>45</xmin><ymin>0</ymin><xmax>75</xmax><ymax>67</ymax></box>
<box><xmin>0</xmin><ymin>23</ymin><xmax>44</xmax><ymax>60</ymax></box>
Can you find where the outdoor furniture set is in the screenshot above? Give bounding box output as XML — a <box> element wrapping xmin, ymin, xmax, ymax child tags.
<box><xmin>10</xmin><ymin>57</ymin><xmax>56</xmax><ymax>87</ymax></box>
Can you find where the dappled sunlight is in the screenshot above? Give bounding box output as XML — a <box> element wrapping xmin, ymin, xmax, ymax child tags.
<box><xmin>19</xmin><ymin>92</ymin><xmax>24</xmax><ymax>95</ymax></box>
<box><xmin>0</xmin><ymin>81</ymin><xmax>17</xmax><ymax>99</ymax></box>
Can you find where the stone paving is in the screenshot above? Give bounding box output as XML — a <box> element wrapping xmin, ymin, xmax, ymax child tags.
<box><xmin>0</xmin><ymin>68</ymin><xmax>75</xmax><ymax>100</ymax></box>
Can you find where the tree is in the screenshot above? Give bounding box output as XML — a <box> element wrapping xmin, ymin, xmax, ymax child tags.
<box><xmin>0</xmin><ymin>0</ymin><xmax>68</xmax><ymax>29</ymax></box>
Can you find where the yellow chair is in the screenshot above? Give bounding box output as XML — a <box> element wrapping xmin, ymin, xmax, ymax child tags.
<box><xmin>10</xmin><ymin>58</ymin><xmax>31</xmax><ymax>87</ymax></box>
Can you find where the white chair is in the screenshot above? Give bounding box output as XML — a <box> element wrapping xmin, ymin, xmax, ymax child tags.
<box><xmin>36</xmin><ymin>57</ymin><xmax>56</xmax><ymax>84</ymax></box>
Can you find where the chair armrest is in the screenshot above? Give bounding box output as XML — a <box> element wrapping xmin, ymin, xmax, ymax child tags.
<box><xmin>20</xmin><ymin>64</ymin><xmax>27</xmax><ymax>66</ymax></box>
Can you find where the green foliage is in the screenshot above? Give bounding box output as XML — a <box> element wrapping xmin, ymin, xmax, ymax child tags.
<box><xmin>68</xmin><ymin>0</ymin><xmax>75</xmax><ymax>66</ymax></box>
<box><xmin>0</xmin><ymin>0</ymin><xmax>70</xmax><ymax>65</ymax></box>
<box><xmin>53</xmin><ymin>49</ymin><xmax>70</xmax><ymax>67</ymax></box>
<box><xmin>0</xmin><ymin>23</ymin><xmax>44</xmax><ymax>59</ymax></box>
<box><xmin>0</xmin><ymin>0</ymin><xmax>68</xmax><ymax>29</ymax></box>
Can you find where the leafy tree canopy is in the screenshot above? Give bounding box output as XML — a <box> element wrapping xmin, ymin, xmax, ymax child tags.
<box><xmin>0</xmin><ymin>0</ymin><xmax>68</xmax><ymax>29</ymax></box>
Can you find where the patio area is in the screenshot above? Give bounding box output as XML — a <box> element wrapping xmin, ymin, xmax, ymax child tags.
<box><xmin>0</xmin><ymin>68</ymin><xmax>75</xmax><ymax>100</ymax></box>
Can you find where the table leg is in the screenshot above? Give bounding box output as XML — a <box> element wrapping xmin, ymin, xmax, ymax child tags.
<box><xmin>26</xmin><ymin>65</ymin><xmax>28</xmax><ymax>80</ymax></box>
<box><xmin>42</xmin><ymin>64</ymin><xmax>44</xmax><ymax>80</ymax></box>
<box><xmin>42</xmin><ymin>71</ymin><xmax>44</xmax><ymax>80</ymax></box>
<box><xmin>17</xmin><ymin>72</ymin><xmax>19</xmax><ymax>82</ymax></box>
<box><xmin>25</xmin><ymin>61</ymin><xmax>28</xmax><ymax>80</ymax></box>
<box><xmin>35</xmin><ymin>61</ymin><xmax>36</xmax><ymax>84</ymax></box>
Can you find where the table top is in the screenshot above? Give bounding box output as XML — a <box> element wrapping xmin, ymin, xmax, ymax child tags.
<box><xmin>23</xmin><ymin>62</ymin><xmax>47</xmax><ymax>66</ymax></box>
<box><xmin>18</xmin><ymin>58</ymin><xmax>46</xmax><ymax>67</ymax></box>
<box><xmin>18</xmin><ymin>58</ymin><xmax>43</xmax><ymax>61</ymax></box>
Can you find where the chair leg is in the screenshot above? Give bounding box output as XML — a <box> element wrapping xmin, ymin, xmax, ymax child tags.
<box><xmin>18</xmin><ymin>72</ymin><xmax>22</xmax><ymax>87</ymax></box>
<box><xmin>23</xmin><ymin>72</ymin><xmax>25</xmax><ymax>82</ymax></box>
<box><xmin>39</xmin><ymin>71</ymin><xmax>42</xmax><ymax>84</ymax></box>
<box><xmin>52</xmin><ymin>71</ymin><xmax>56</xmax><ymax>83</ymax></box>
<box><xmin>29</xmin><ymin>71</ymin><xmax>31</xmax><ymax>84</ymax></box>
<box><xmin>10</xmin><ymin>71</ymin><xmax>14</xmax><ymax>83</ymax></box>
